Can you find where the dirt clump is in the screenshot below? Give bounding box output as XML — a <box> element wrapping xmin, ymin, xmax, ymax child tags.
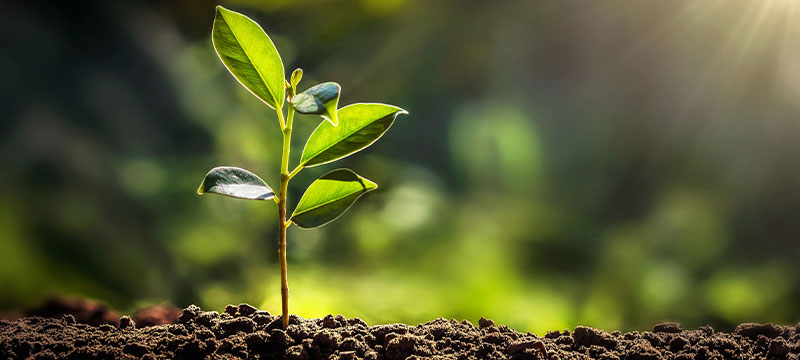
<box><xmin>2</xmin><ymin>305</ymin><xmax>799</xmax><ymax>359</ymax></box>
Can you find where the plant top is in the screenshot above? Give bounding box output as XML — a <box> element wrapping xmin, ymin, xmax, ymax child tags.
<box><xmin>196</xmin><ymin>6</ymin><xmax>407</xmax><ymax>329</ymax></box>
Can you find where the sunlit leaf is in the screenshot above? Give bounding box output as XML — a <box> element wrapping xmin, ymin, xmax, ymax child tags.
<box><xmin>198</xmin><ymin>166</ymin><xmax>275</xmax><ymax>200</ymax></box>
<box><xmin>300</xmin><ymin>103</ymin><xmax>407</xmax><ymax>167</ymax></box>
<box><xmin>213</xmin><ymin>6</ymin><xmax>285</xmax><ymax>110</ymax></box>
<box><xmin>291</xmin><ymin>82</ymin><xmax>341</xmax><ymax>126</ymax></box>
<box><xmin>291</xmin><ymin>169</ymin><xmax>378</xmax><ymax>228</ymax></box>
<box><xmin>291</xmin><ymin>68</ymin><xmax>303</xmax><ymax>89</ymax></box>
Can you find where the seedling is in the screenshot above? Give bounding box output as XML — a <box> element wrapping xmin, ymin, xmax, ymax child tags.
<box><xmin>197</xmin><ymin>6</ymin><xmax>407</xmax><ymax>329</ymax></box>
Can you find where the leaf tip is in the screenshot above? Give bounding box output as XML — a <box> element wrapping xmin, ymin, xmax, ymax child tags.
<box><xmin>365</xmin><ymin>179</ymin><xmax>378</xmax><ymax>191</ymax></box>
<box><xmin>215</xmin><ymin>5</ymin><xmax>229</xmax><ymax>16</ymax></box>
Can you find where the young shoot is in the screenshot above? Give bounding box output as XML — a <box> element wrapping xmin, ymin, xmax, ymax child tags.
<box><xmin>196</xmin><ymin>6</ymin><xmax>407</xmax><ymax>329</ymax></box>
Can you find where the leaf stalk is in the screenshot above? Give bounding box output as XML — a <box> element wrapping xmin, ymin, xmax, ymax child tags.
<box><xmin>288</xmin><ymin>164</ymin><xmax>303</xmax><ymax>180</ymax></box>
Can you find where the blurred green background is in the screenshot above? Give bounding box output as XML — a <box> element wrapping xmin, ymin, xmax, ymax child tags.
<box><xmin>2</xmin><ymin>0</ymin><xmax>799</xmax><ymax>333</ymax></box>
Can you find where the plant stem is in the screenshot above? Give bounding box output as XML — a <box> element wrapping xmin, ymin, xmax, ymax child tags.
<box><xmin>277</xmin><ymin>106</ymin><xmax>294</xmax><ymax>329</ymax></box>
<box><xmin>288</xmin><ymin>164</ymin><xmax>303</xmax><ymax>180</ymax></box>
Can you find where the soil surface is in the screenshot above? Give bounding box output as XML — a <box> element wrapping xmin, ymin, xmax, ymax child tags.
<box><xmin>23</xmin><ymin>297</ymin><xmax>181</xmax><ymax>328</ymax></box>
<box><xmin>2</xmin><ymin>304</ymin><xmax>799</xmax><ymax>359</ymax></box>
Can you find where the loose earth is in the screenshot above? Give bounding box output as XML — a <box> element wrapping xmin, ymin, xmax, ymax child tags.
<box><xmin>2</xmin><ymin>304</ymin><xmax>799</xmax><ymax>359</ymax></box>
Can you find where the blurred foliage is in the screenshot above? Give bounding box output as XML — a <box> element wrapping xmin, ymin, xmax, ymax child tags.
<box><xmin>1</xmin><ymin>0</ymin><xmax>800</xmax><ymax>333</ymax></box>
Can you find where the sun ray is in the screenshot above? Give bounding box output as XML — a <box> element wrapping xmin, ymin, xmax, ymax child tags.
<box><xmin>708</xmin><ymin>0</ymin><xmax>777</xmax><ymax>116</ymax></box>
<box><xmin>624</xmin><ymin>0</ymin><xmax>727</xmax><ymax>58</ymax></box>
<box><xmin>678</xmin><ymin>0</ymin><xmax>766</xmax><ymax>118</ymax></box>
<box><xmin>683</xmin><ymin>0</ymin><xmax>797</xmax><ymax>173</ymax></box>
<box><xmin>640</xmin><ymin>0</ymin><xmax>777</xmax><ymax>174</ymax></box>
<box><xmin>777</xmin><ymin>0</ymin><xmax>800</xmax><ymax>107</ymax></box>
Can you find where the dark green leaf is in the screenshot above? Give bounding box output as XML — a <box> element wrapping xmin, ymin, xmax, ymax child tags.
<box><xmin>300</xmin><ymin>103</ymin><xmax>407</xmax><ymax>167</ymax></box>
<box><xmin>291</xmin><ymin>169</ymin><xmax>377</xmax><ymax>229</ymax></box>
<box><xmin>198</xmin><ymin>166</ymin><xmax>275</xmax><ymax>201</ymax></box>
<box><xmin>291</xmin><ymin>82</ymin><xmax>341</xmax><ymax>126</ymax></box>
<box><xmin>213</xmin><ymin>6</ymin><xmax>285</xmax><ymax>110</ymax></box>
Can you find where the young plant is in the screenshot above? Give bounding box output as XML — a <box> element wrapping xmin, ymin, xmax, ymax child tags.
<box><xmin>196</xmin><ymin>6</ymin><xmax>407</xmax><ymax>329</ymax></box>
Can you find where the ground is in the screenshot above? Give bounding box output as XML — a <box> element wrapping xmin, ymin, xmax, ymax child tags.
<box><xmin>1</xmin><ymin>304</ymin><xmax>799</xmax><ymax>359</ymax></box>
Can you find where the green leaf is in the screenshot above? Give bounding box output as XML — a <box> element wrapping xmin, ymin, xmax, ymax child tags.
<box><xmin>300</xmin><ymin>103</ymin><xmax>407</xmax><ymax>167</ymax></box>
<box><xmin>291</xmin><ymin>68</ymin><xmax>303</xmax><ymax>89</ymax></box>
<box><xmin>198</xmin><ymin>166</ymin><xmax>275</xmax><ymax>201</ymax></box>
<box><xmin>213</xmin><ymin>6</ymin><xmax>285</xmax><ymax>110</ymax></box>
<box><xmin>291</xmin><ymin>82</ymin><xmax>341</xmax><ymax>126</ymax></box>
<box><xmin>291</xmin><ymin>169</ymin><xmax>378</xmax><ymax>229</ymax></box>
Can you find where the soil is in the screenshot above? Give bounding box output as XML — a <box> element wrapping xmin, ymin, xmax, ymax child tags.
<box><xmin>23</xmin><ymin>297</ymin><xmax>181</xmax><ymax>328</ymax></box>
<box><xmin>2</xmin><ymin>304</ymin><xmax>799</xmax><ymax>360</ymax></box>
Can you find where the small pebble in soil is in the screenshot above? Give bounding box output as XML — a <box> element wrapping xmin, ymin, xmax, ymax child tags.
<box><xmin>652</xmin><ymin>322</ymin><xmax>682</xmax><ymax>333</ymax></box>
<box><xmin>238</xmin><ymin>303</ymin><xmax>258</xmax><ymax>317</ymax></box>
<box><xmin>479</xmin><ymin>317</ymin><xmax>495</xmax><ymax>329</ymax></box>
<box><xmin>119</xmin><ymin>316</ymin><xmax>135</xmax><ymax>330</ymax></box>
